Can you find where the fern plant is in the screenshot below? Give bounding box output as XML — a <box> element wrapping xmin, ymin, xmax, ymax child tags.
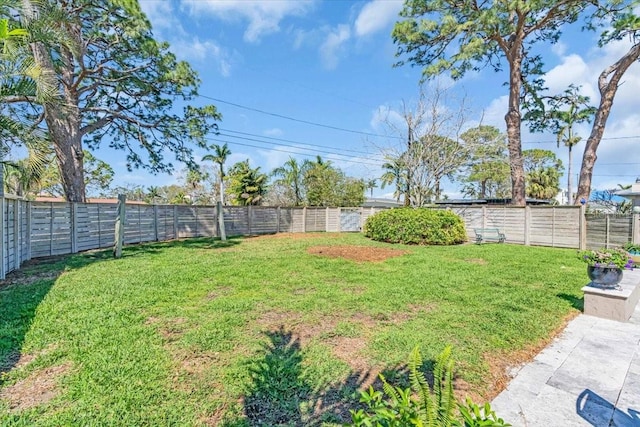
<box><xmin>348</xmin><ymin>346</ymin><xmax>510</xmax><ymax>427</ymax></box>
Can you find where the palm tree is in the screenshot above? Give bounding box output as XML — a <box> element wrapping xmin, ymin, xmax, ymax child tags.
<box><xmin>549</xmin><ymin>86</ymin><xmax>596</xmax><ymax>205</ymax></box>
<box><xmin>202</xmin><ymin>143</ymin><xmax>231</xmax><ymax>205</ymax></box>
<box><xmin>365</xmin><ymin>179</ymin><xmax>377</xmax><ymax>198</ymax></box>
<box><xmin>0</xmin><ymin>12</ymin><xmax>60</xmax><ymax>195</ymax></box>
<box><xmin>271</xmin><ymin>157</ymin><xmax>307</xmax><ymax>206</ymax></box>
<box><xmin>227</xmin><ymin>160</ymin><xmax>267</xmax><ymax>206</ymax></box>
<box><xmin>526</xmin><ymin>168</ymin><xmax>561</xmax><ymax>200</ymax></box>
<box><xmin>380</xmin><ymin>156</ymin><xmax>406</xmax><ymax>204</ymax></box>
<box><xmin>146</xmin><ymin>186</ymin><xmax>160</xmax><ymax>204</ymax></box>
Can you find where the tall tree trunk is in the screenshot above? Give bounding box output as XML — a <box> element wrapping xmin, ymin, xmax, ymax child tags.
<box><xmin>505</xmin><ymin>51</ymin><xmax>526</xmax><ymax>206</ymax></box>
<box><xmin>26</xmin><ymin>1</ymin><xmax>86</xmax><ymax>202</ymax></box>
<box><xmin>575</xmin><ymin>43</ymin><xmax>640</xmax><ymax>205</ymax></box>
<box><xmin>567</xmin><ymin>145</ymin><xmax>573</xmax><ymax>205</ymax></box>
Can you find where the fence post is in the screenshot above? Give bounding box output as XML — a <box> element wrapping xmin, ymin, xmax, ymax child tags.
<box><xmin>325</xmin><ymin>207</ymin><xmax>329</xmax><ymax>232</ymax></box>
<box><xmin>71</xmin><ymin>202</ymin><xmax>77</xmax><ymax>253</ymax></box>
<box><xmin>524</xmin><ymin>206</ymin><xmax>531</xmax><ymax>246</ymax></box>
<box><xmin>302</xmin><ymin>207</ymin><xmax>307</xmax><ymax>233</ymax></box>
<box><xmin>247</xmin><ymin>205</ymin><xmax>252</xmax><ymax>235</ymax></box>
<box><xmin>49</xmin><ymin>203</ymin><xmax>53</xmax><ymax>256</ymax></box>
<box><xmin>113</xmin><ymin>194</ymin><xmax>126</xmax><ymax>258</ymax></box>
<box><xmin>632</xmin><ymin>213</ymin><xmax>640</xmax><ymax>245</ymax></box>
<box><xmin>14</xmin><ymin>200</ymin><xmax>20</xmax><ymax>267</ymax></box>
<box><xmin>605</xmin><ymin>214</ymin><xmax>611</xmax><ymax>249</ymax></box>
<box><xmin>173</xmin><ymin>205</ymin><xmax>178</xmax><ymax>239</ymax></box>
<box><xmin>338</xmin><ymin>208</ymin><xmax>342</xmax><ymax>232</ymax></box>
<box><xmin>481</xmin><ymin>206</ymin><xmax>487</xmax><ymax>229</ymax></box>
<box><xmin>551</xmin><ymin>207</ymin><xmax>556</xmax><ymax>247</ymax></box>
<box><xmin>26</xmin><ymin>201</ymin><xmax>31</xmax><ymax>261</ymax></box>
<box><xmin>276</xmin><ymin>207</ymin><xmax>281</xmax><ymax>234</ymax></box>
<box><xmin>579</xmin><ymin>205</ymin><xmax>587</xmax><ymax>250</ymax></box>
<box><xmin>153</xmin><ymin>205</ymin><xmax>159</xmax><ymax>242</ymax></box>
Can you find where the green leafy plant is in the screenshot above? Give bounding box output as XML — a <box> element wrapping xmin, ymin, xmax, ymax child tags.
<box><xmin>364</xmin><ymin>208</ymin><xmax>467</xmax><ymax>245</ymax></box>
<box><xmin>622</xmin><ymin>242</ymin><xmax>640</xmax><ymax>254</ymax></box>
<box><xmin>577</xmin><ymin>248</ymin><xmax>633</xmax><ymax>269</ymax></box>
<box><xmin>348</xmin><ymin>346</ymin><xmax>510</xmax><ymax>427</ymax></box>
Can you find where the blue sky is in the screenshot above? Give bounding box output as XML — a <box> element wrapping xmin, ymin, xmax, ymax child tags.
<box><xmin>111</xmin><ymin>0</ymin><xmax>640</xmax><ymax>199</ymax></box>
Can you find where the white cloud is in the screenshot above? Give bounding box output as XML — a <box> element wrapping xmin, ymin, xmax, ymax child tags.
<box><xmin>181</xmin><ymin>0</ymin><xmax>315</xmax><ymax>43</ymax></box>
<box><xmin>169</xmin><ymin>37</ymin><xmax>235</xmax><ymax>76</ymax></box>
<box><xmin>354</xmin><ymin>0</ymin><xmax>404</xmax><ymax>37</ymax></box>
<box><xmin>543</xmin><ymin>54</ymin><xmax>592</xmax><ymax>95</ymax></box>
<box><xmin>263</xmin><ymin>128</ymin><xmax>284</xmax><ymax>137</ymax></box>
<box><xmin>140</xmin><ymin>0</ymin><xmax>181</xmax><ymax>34</ymax></box>
<box><xmin>319</xmin><ymin>25</ymin><xmax>351</xmax><ymax>69</ymax></box>
<box><xmin>551</xmin><ymin>41</ymin><xmax>568</xmax><ymax>57</ymax></box>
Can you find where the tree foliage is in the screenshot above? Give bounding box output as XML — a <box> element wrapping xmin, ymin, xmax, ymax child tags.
<box><xmin>458</xmin><ymin>126</ymin><xmax>511</xmax><ymax>199</ymax></box>
<box><xmin>2</xmin><ymin>0</ymin><xmax>221</xmax><ymax>202</ymax></box>
<box><xmin>524</xmin><ymin>85</ymin><xmax>595</xmax><ymax>204</ymax></box>
<box><xmin>202</xmin><ymin>143</ymin><xmax>231</xmax><ymax>205</ymax></box>
<box><xmin>227</xmin><ymin>159</ymin><xmax>268</xmax><ymax>206</ymax></box>
<box><xmin>523</xmin><ymin>149</ymin><xmax>563</xmax><ymax>200</ymax></box>
<box><xmin>392</xmin><ymin>0</ymin><xmax>589</xmax><ymax>206</ymax></box>
<box><xmin>303</xmin><ymin>158</ymin><xmax>365</xmax><ymax>207</ymax></box>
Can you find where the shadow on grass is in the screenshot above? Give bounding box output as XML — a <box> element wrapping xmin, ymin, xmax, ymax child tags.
<box><xmin>232</xmin><ymin>326</ymin><xmax>410</xmax><ymax>427</ymax></box>
<box><xmin>557</xmin><ymin>293</ymin><xmax>584</xmax><ymax>311</ymax></box>
<box><xmin>0</xmin><ymin>252</ymin><xmax>109</xmax><ymax>382</ymax></box>
<box><xmin>119</xmin><ymin>237</ymin><xmax>241</xmax><ymax>258</ymax></box>
<box><xmin>0</xmin><ymin>237</ymin><xmax>240</xmax><ymax>382</ymax></box>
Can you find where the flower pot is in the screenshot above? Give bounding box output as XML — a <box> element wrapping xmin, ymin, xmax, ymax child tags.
<box><xmin>587</xmin><ymin>265</ymin><xmax>623</xmax><ymax>288</ymax></box>
<box><xmin>627</xmin><ymin>249</ymin><xmax>640</xmax><ymax>266</ymax></box>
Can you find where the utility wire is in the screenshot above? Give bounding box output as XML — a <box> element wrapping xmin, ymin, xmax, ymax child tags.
<box><xmin>204</xmin><ymin>136</ymin><xmax>383</xmax><ymax>167</ymax></box>
<box><xmin>219</xmin><ymin>128</ymin><xmax>383</xmax><ymax>158</ymax></box>
<box><xmin>199</xmin><ymin>94</ymin><xmax>401</xmax><ymax>140</ymax></box>
<box><xmin>201</xmin><ymin>94</ymin><xmax>640</xmax><ymax>146</ymax></box>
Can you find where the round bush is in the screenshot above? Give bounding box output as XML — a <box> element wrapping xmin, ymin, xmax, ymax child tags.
<box><xmin>363</xmin><ymin>208</ymin><xmax>467</xmax><ymax>245</ymax></box>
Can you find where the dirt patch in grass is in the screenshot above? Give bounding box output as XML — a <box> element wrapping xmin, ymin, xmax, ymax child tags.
<box><xmin>483</xmin><ymin>310</ymin><xmax>580</xmax><ymax>399</ymax></box>
<box><xmin>205</xmin><ymin>286</ymin><xmax>233</xmax><ymax>300</ymax></box>
<box><xmin>464</xmin><ymin>258</ymin><xmax>488</xmax><ymax>265</ymax></box>
<box><xmin>308</xmin><ymin>245</ymin><xmax>408</xmax><ymax>263</ymax></box>
<box><xmin>0</xmin><ymin>270</ymin><xmax>61</xmax><ymax>290</ymax></box>
<box><xmin>146</xmin><ymin>317</ymin><xmax>188</xmax><ymax>342</ymax></box>
<box><xmin>0</xmin><ymin>363</ymin><xmax>71</xmax><ymax>411</ymax></box>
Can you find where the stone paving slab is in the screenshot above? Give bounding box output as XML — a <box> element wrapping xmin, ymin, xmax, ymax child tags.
<box><xmin>491</xmin><ymin>304</ymin><xmax>640</xmax><ymax>427</ymax></box>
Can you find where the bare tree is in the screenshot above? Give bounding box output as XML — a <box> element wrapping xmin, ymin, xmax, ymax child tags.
<box><xmin>378</xmin><ymin>82</ymin><xmax>473</xmax><ymax>206</ymax></box>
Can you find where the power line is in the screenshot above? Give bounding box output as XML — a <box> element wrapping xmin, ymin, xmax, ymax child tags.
<box><xmin>218</xmin><ymin>128</ymin><xmax>383</xmax><ymax>158</ymax></box>
<box><xmin>204</xmin><ymin>136</ymin><xmax>383</xmax><ymax>167</ymax></box>
<box><xmin>199</xmin><ymin>94</ymin><xmax>401</xmax><ymax>140</ymax></box>
<box><xmin>197</xmin><ymin>93</ymin><xmax>640</xmax><ymax>147</ymax></box>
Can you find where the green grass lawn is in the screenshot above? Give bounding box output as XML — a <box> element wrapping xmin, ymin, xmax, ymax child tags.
<box><xmin>0</xmin><ymin>233</ymin><xmax>586</xmax><ymax>426</ymax></box>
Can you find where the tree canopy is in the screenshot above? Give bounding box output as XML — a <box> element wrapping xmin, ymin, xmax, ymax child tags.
<box><xmin>393</xmin><ymin>0</ymin><xmax>590</xmax><ymax>205</ymax></box>
<box><xmin>2</xmin><ymin>0</ymin><xmax>221</xmax><ymax>202</ymax></box>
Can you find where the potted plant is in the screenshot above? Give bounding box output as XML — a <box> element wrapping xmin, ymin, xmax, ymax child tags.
<box><xmin>577</xmin><ymin>248</ymin><xmax>633</xmax><ymax>288</ymax></box>
<box><xmin>622</xmin><ymin>242</ymin><xmax>640</xmax><ymax>265</ymax></box>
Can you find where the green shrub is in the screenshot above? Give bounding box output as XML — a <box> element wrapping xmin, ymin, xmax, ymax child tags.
<box><xmin>348</xmin><ymin>346</ymin><xmax>510</xmax><ymax>427</ymax></box>
<box><xmin>364</xmin><ymin>208</ymin><xmax>467</xmax><ymax>245</ymax></box>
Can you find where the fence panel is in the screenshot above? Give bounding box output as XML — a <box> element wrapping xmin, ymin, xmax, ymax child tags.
<box><xmin>251</xmin><ymin>207</ymin><xmax>279</xmax><ymax>235</ymax></box>
<box><xmin>586</xmin><ymin>214</ymin><xmax>633</xmax><ymax>249</ymax></box>
<box><xmin>278</xmin><ymin>208</ymin><xmax>293</xmax><ymax>233</ymax></box>
<box><xmin>290</xmin><ymin>208</ymin><xmax>305</xmax><ymax>233</ymax></box>
<box><xmin>305</xmin><ymin>208</ymin><xmax>326</xmax><ymax>232</ymax></box>
<box><xmin>326</xmin><ymin>208</ymin><xmax>340</xmax><ymax>232</ymax></box>
<box><xmin>224</xmin><ymin>206</ymin><xmax>250</xmax><ymax>236</ymax></box>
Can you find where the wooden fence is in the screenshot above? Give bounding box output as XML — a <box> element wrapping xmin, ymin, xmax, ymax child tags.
<box><xmin>3</xmin><ymin>198</ymin><xmax>637</xmax><ymax>280</ymax></box>
<box><xmin>0</xmin><ymin>199</ymin><xmax>389</xmax><ymax>279</ymax></box>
